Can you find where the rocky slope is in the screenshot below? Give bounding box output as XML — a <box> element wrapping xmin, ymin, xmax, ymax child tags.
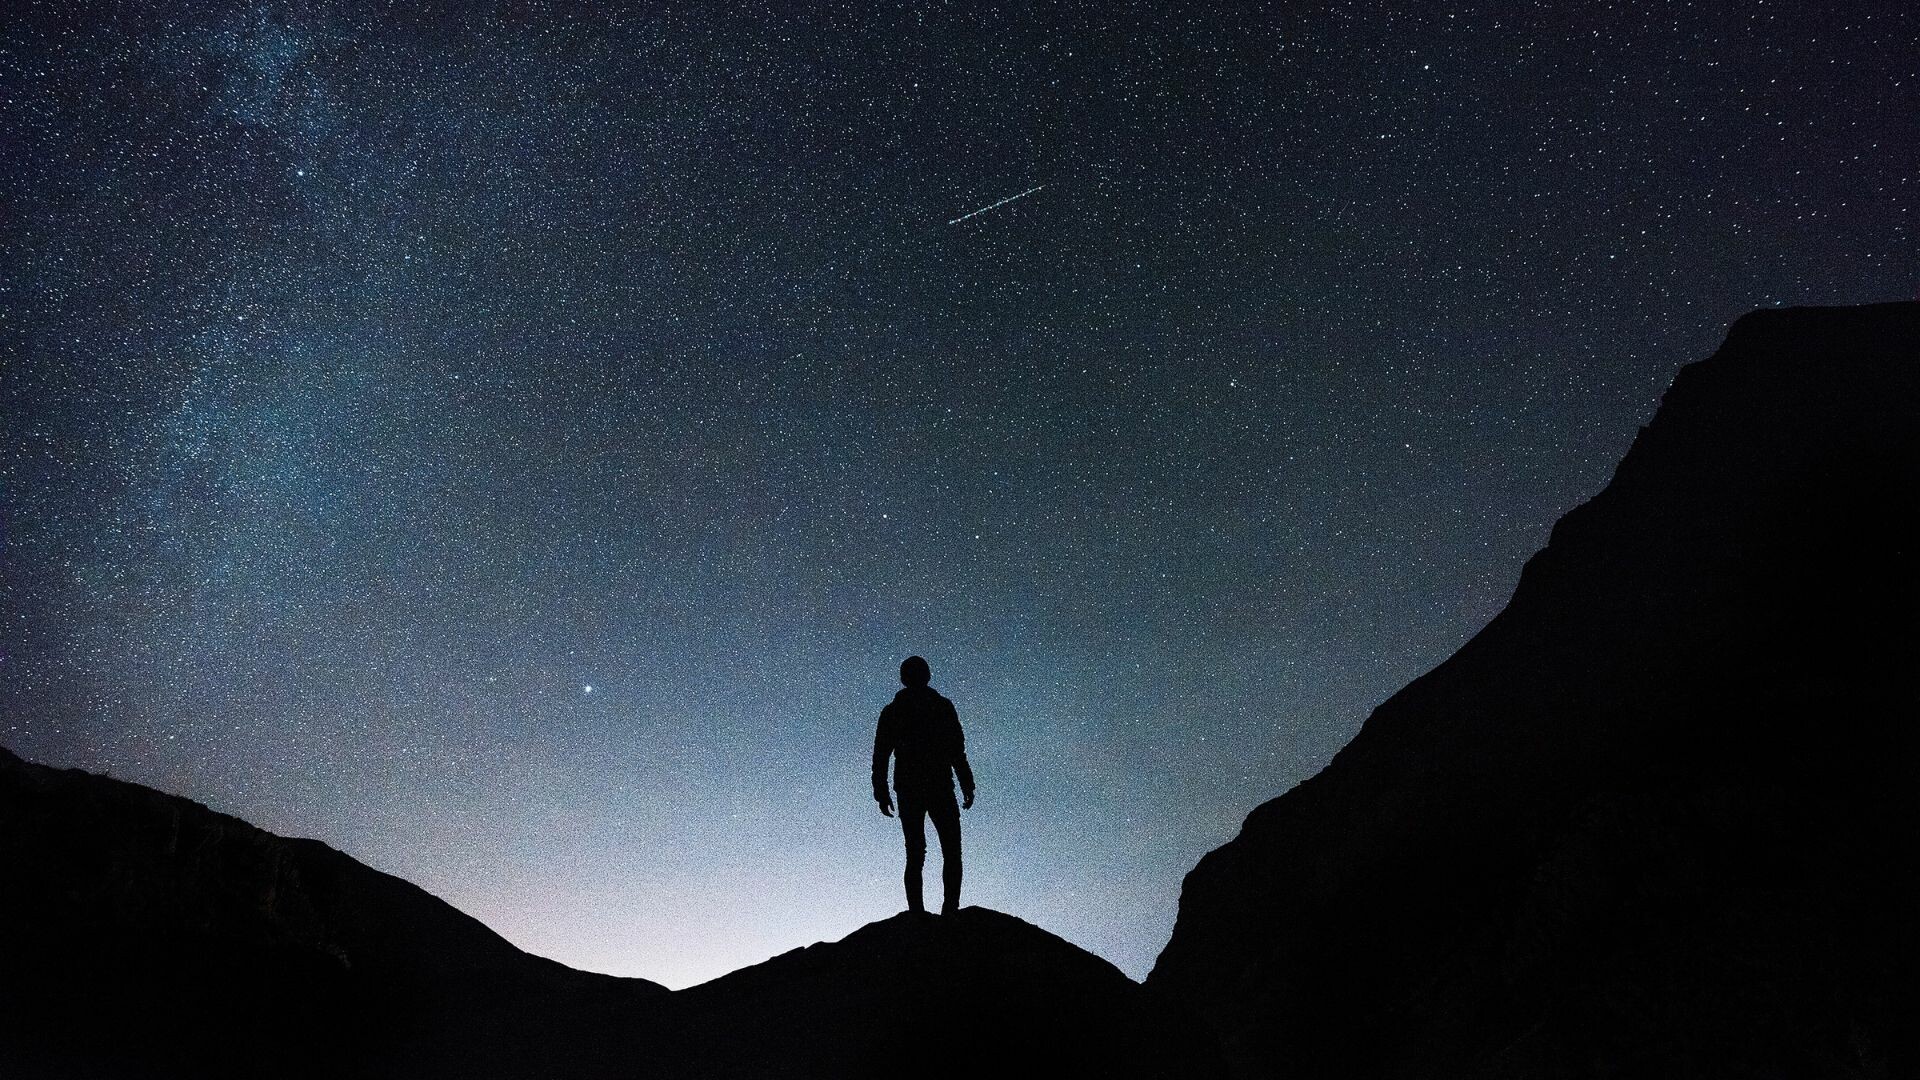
<box><xmin>0</xmin><ymin>743</ymin><xmax>1217</xmax><ymax>1077</ymax></box>
<box><xmin>0</xmin><ymin>743</ymin><xmax>668</xmax><ymax>1078</ymax></box>
<box><xmin>1147</xmin><ymin>302</ymin><xmax>1920</xmax><ymax>1077</ymax></box>
<box><xmin>656</xmin><ymin>906</ymin><xmax>1219</xmax><ymax>1078</ymax></box>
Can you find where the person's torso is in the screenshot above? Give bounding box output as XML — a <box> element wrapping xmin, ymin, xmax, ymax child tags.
<box><xmin>885</xmin><ymin>688</ymin><xmax>958</xmax><ymax>794</ymax></box>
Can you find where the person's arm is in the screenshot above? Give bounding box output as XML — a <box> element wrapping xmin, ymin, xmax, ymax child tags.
<box><xmin>948</xmin><ymin>700</ymin><xmax>976</xmax><ymax>809</ymax></box>
<box><xmin>871</xmin><ymin>709</ymin><xmax>895</xmax><ymax>816</ymax></box>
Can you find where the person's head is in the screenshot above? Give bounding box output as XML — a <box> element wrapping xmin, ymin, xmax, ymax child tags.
<box><xmin>899</xmin><ymin>655</ymin><xmax>931</xmax><ymax>687</ymax></box>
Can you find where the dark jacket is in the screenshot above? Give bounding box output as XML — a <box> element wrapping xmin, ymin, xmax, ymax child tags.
<box><xmin>871</xmin><ymin>685</ymin><xmax>975</xmax><ymax>802</ymax></box>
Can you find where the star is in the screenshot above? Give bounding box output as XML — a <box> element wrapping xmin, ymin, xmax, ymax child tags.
<box><xmin>7</xmin><ymin>0</ymin><xmax>1908</xmax><ymax>993</ymax></box>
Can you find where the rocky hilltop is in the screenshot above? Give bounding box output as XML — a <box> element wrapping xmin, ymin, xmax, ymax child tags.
<box><xmin>0</xmin><ymin>743</ymin><xmax>1215</xmax><ymax>1077</ymax></box>
<box><xmin>1147</xmin><ymin>302</ymin><xmax>1920</xmax><ymax>1077</ymax></box>
<box><xmin>657</xmin><ymin>906</ymin><xmax>1218</xmax><ymax>1077</ymax></box>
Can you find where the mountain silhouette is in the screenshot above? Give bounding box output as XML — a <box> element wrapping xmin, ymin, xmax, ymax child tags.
<box><xmin>0</xmin><ymin>743</ymin><xmax>1217</xmax><ymax>1077</ymax></box>
<box><xmin>656</xmin><ymin>906</ymin><xmax>1219</xmax><ymax>1077</ymax></box>
<box><xmin>1148</xmin><ymin>303</ymin><xmax>1920</xmax><ymax>1077</ymax></box>
<box><xmin>0</xmin><ymin>743</ymin><xmax>668</xmax><ymax>1078</ymax></box>
<box><xmin>8</xmin><ymin>302</ymin><xmax>1916</xmax><ymax>1077</ymax></box>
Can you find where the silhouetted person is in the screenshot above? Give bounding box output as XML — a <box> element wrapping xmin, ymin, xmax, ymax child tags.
<box><xmin>872</xmin><ymin>655</ymin><xmax>975</xmax><ymax>915</ymax></box>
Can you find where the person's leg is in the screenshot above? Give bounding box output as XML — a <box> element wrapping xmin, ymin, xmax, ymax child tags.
<box><xmin>928</xmin><ymin>794</ymin><xmax>962</xmax><ymax>915</ymax></box>
<box><xmin>899</xmin><ymin>798</ymin><xmax>928</xmax><ymax>913</ymax></box>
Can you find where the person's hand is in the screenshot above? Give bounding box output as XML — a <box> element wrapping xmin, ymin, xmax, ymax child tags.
<box><xmin>962</xmin><ymin>791</ymin><xmax>975</xmax><ymax>810</ymax></box>
<box><xmin>878</xmin><ymin>797</ymin><xmax>894</xmax><ymax>818</ymax></box>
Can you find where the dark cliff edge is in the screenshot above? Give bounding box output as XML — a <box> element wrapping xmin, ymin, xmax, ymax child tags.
<box><xmin>1147</xmin><ymin>302</ymin><xmax>1920</xmax><ymax>1078</ymax></box>
<box><xmin>0</xmin><ymin>744</ymin><xmax>668</xmax><ymax>1078</ymax></box>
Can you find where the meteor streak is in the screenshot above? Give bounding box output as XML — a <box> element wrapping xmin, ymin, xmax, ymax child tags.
<box><xmin>947</xmin><ymin>184</ymin><xmax>1045</xmax><ymax>225</ymax></box>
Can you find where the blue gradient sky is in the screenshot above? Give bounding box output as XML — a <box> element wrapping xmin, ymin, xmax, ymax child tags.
<box><xmin>5</xmin><ymin>0</ymin><xmax>1915</xmax><ymax>987</ymax></box>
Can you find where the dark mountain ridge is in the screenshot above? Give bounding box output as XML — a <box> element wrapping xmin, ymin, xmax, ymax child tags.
<box><xmin>1147</xmin><ymin>302</ymin><xmax>1920</xmax><ymax>1077</ymax></box>
<box><xmin>0</xmin><ymin>742</ymin><xmax>668</xmax><ymax>1077</ymax></box>
<box><xmin>657</xmin><ymin>906</ymin><xmax>1218</xmax><ymax>1077</ymax></box>
<box><xmin>0</xmin><ymin>742</ymin><xmax>1216</xmax><ymax>1077</ymax></box>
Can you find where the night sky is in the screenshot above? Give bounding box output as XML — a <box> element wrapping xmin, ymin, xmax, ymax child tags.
<box><xmin>4</xmin><ymin>1</ymin><xmax>1915</xmax><ymax>988</ymax></box>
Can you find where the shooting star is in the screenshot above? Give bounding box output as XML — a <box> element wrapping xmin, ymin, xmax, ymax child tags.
<box><xmin>947</xmin><ymin>184</ymin><xmax>1046</xmax><ymax>225</ymax></box>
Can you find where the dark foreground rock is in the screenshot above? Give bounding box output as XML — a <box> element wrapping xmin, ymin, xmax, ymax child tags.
<box><xmin>0</xmin><ymin>743</ymin><xmax>666</xmax><ymax>1079</ymax></box>
<box><xmin>657</xmin><ymin>906</ymin><xmax>1221</xmax><ymax>1078</ymax></box>
<box><xmin>0</xmin><ymin>743</ymin><xmax>1217</xmax><ymax>1077</ymax></box>
<box><xmin>1148</xmin><ymin>302</ymin><xmax>1920</xmax><ymax>1078</ymax></box>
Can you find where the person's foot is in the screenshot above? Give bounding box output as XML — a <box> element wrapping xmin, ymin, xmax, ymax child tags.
<box><xmin>940</xmin><ymin>900</ymin><xmax>959</xmax><ymax>916</ymax></box>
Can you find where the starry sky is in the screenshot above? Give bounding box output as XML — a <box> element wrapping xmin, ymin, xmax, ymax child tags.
<box><xmin>4</xmin><ymin>1</ymin><xmax>1915</xmax><ymax>988</ymax></box>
